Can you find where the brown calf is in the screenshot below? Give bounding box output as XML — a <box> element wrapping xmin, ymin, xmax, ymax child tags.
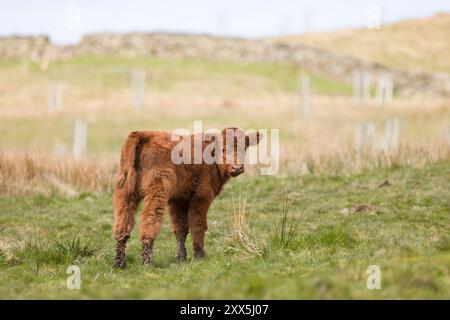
<box><xmin>112</xmin><ymin>127</ymin><xmax>263</xmax><ymax>268</ymax></box>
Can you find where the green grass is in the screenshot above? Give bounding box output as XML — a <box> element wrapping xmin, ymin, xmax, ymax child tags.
<box><xmin>48</xmin><ymin>56</ymin><xmax>350</xmax><ymax>94</ymax></box>
<box><xmin>0</xmin><ymin>57</ymin><xmax>351</xmax><ymax>95</ymax></box>
<box><xmin>0</xmin><ymin>161</ymin><xmax>449</xmax><ymax>299</ymax></box>
<box><xmin>0</xmin><ymin>56</ymin><xmax>352</xmax><ymax>154</ymax></box>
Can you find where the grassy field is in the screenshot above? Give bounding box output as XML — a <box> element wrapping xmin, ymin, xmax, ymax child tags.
<box><xmin>0</xmin><ymin>161</ymin><xmax>449</xmax><ymax>299</ymax></box>
<box><xmin>0</xmin><ymin>57</ymin><xmax>448</xmax><ymax>174</ymax></box>
<box><xmin>0</xmin><ymin>54</ymin><xmax>449</xmax><ymax>299</ymax></box>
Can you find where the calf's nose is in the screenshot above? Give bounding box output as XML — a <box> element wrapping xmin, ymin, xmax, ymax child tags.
<box><xmin>231</xmin><ymin>164</ymin><xmax>244</xmax><ymax>172</ymax></box>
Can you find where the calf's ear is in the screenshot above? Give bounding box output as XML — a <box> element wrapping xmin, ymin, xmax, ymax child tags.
<box><xmin>245</xmin><ymin>131</ymin><xmax>263</xmax><ymax>147</ymax></box>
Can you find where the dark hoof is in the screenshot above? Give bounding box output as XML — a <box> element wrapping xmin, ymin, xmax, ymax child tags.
<box><xmin>141</xmin><ymin>256</ymin><xmax>153</xmax><ymax>267</ymax></box>
<box><xmin>114</xmin><ymin>256</ymin><xmax>127</xmax><ymax>269</ymax></box>
<box><xmin>141</xmin><ymin>240</ymin><xmax>154</xmax><ymax>267</ymax></box>
<box><xmin>114</xmin><ymin>236</ymin><xmax>129</xmax><ymax>269</ymax></box>
<box><xmin>176</xmin><ymin>248</ymin><xmax>187</xmax><ymax>261</ymax></box>
<box><xmin>194</xmin><ymin>248</ymin><xmax>205</xmax><ymax>258</ymax></box>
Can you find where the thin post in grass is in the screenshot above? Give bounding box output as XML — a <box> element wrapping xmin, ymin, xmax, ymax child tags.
<box><xmin>73</xmin><ymin>119</ymin><xmax>88</xmax><ymax>159</ymax></box>
<box><xmin>362</xmin><ymin>71</ymin><xmax>371</xmax><ymax>104</ymax></box>
<box><xmin>355</xmin><ymin>121</ymin><xmax>376</xmax><ymax>155</ymax></box>
<box><xmin>376</xmin><ymin>74</ymin><xmax>394</xmax><ymax>106</ymax></box>
<box><xmin>130</xmin><ymin>69</ymin><xmax>146</xmax><ymax>110</ymax></box>
<box><xmin>299</xmin><ymin>75</ymin><xmax>310</xmax><ymax>117</ymax></box>
<box><xmin>376</xmin><ymin>75</ymin><xmax>386</xmax><ymax>106</ymax></box>
<box><xmin>47</xmin><ymin>81</ymin><xmax>64</xmax><ymax>112</ymax></box>
<box><xmin>366</xmin><ymin>122</ymin><xmax>376</xmax><ymax>144</ymax></box>
<box><xmin>352</xmin><ymin>70</ymin><xmax>363</xmax><ymax>105</ymax></box>
<box><xmin>385</xmin><ymin>76</ymin><xmax>394</xmax><ymax>105</ymax></box>
<box><xmin>355</xmin><ymin>122</ymin><xmax>364</xmax><ymax>154</ymax></box>
<box><xmin>381</xmin><ymin>117</ymin><xmax>400</xmax><ymax>152</ymax></box>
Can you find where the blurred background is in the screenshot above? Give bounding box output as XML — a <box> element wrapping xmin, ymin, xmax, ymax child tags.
<box><xmin>0</xmin><ymin>0</ymin><xmax>449</xmax><ymax>195</ymax></box>
<box><xmin>1</xmin><ymin>1</ymin><xmax>450</xmax><ymax>300</ymax></box>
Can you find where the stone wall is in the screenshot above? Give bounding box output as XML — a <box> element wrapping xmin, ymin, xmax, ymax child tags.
<box><xmin>0</xmin><ymin>35</ymin><xmax>52</xmax><ymax>61</ymax></box>
<box><xmin>1</xmin><ymin>33</ymin><xmax>449</xmax><ymax>98</ymax></box>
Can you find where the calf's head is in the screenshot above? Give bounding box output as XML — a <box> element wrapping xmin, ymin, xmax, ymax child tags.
<box><xmin>216</xmin><ymin>127</ymin><xmax>263</xmax><ymax>177</ymax></box>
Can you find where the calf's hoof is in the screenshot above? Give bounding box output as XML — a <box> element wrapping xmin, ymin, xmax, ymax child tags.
<box><xmin>141</xmin><ymin>256</ymin><xmax>153</xmax><ymax>267</ymax></box>
<box><xmin>194</xmin><ymin>248</ymin><xmax>206</xmax><ymax>258</ymax></box>
<box><xmin>176</xmin><ymin>247</ymin><xmax>187</xmax><ymax>261</ymax></box>
<box><xmin>141</xmin><ymin>241</ymin><xmax>154</xmax><ymax>267</ymax></box>
<box><xmin>114</xmin><ymin>237</ymin><xmax>128</xmax><ymax>269</ymax></box>
<box><xmin>114</xmin><ymin>255</ymin><xmax>127</xmax><ymax>269</ymax></box>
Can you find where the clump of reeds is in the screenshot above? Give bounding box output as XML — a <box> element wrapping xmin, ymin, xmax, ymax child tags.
<box><xmin>270</xmin><ymin>188</ymin><xmax>304</xmax><ymax>250</ymax></box>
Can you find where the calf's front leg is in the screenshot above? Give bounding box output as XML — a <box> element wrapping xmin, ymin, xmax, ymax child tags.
<box><xmin>168</xmin><ymin>200</ymin><xmax>189</xmax><ymax>261</ymax></box>
<box><xmin>188</xmin><ymin>195</ymin><xmax>212</xmax><ymax>258</ymax></box>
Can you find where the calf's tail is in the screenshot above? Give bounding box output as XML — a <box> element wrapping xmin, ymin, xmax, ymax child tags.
<box><xmin>117</xmin><ymin>131</ymin><xmax>141</xmax><ymax>197</ymax></box>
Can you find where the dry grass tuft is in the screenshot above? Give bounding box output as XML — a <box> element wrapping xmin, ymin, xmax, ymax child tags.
<box><xmin>279</xmin><ymin>132</ymin><xmax>450</xmax><ymax>176</ymax></box>
<box><xmin>0</xmin><ymin>150</ymin><xmax>116</xmax><ymax>196</ymax></box>
<box><xmin>224</xmin><ymin>194</ymin><xmax>266</xmax><ymax>259</ymax></box>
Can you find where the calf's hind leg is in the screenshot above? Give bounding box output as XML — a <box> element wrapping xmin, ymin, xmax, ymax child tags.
<box><xmin>112</xmin><ymin>189</ymin><xmax>139</xmax><ymax>269</ymax></box>
<box><xmin>139</xmin><ymin>182</ymin><xmax>169</xmax><ymax>266</ymax></box>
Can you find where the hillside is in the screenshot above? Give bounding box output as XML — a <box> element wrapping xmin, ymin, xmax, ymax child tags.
<box><xmin>275</xmin><ymin>13</ymin><xmax>450</xmax><ymax>74</ymax></box>
<box><xmin>2</xmin><ymin>13</ymin><xmax>450</xmax><ymax>98</ymax></box>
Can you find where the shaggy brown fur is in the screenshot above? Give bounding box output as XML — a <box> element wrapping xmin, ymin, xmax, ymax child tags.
<box><xmin>112</xmin><ymin>128</ymin><xmax>263</xmax><ymax>268</ymax></box>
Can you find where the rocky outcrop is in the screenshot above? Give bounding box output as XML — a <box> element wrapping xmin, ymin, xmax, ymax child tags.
<box><xmin>0</xmin><ymin>35</ymin><xmax>52</xmax><ymax>61</ymax></box>
<box><xmin>1</xmin><ymin>33</ymin><xmax>449</xmax><ymax>98</ymax></box>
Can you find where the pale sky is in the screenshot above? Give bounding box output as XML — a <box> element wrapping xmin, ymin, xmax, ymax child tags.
<box><xmin>1</xmin><ymin>0</ymin><xmax>449</xmax><ymax>44</ymax></box>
